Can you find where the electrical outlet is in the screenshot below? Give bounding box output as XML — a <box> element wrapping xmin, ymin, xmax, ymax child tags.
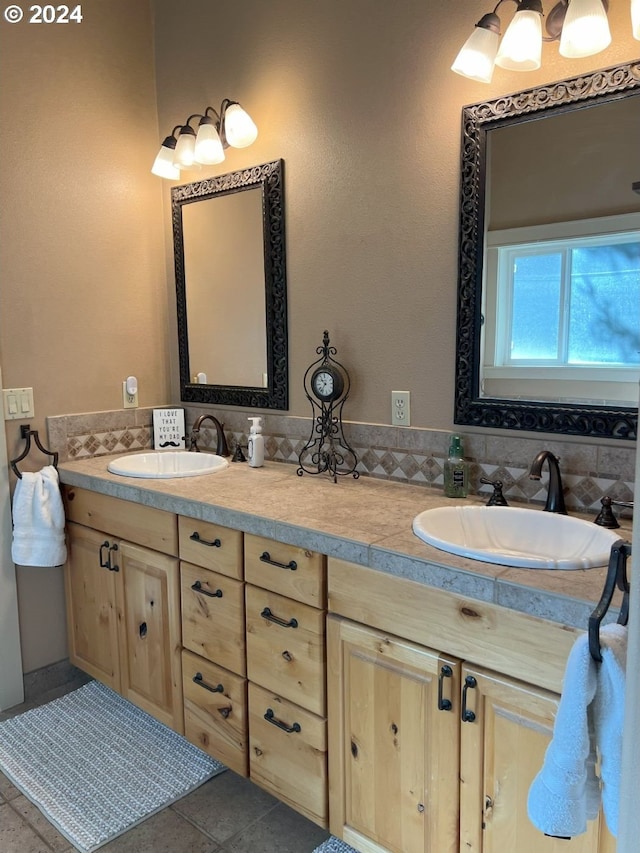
<box><xmin>391</xmin><ymin>391</ymin><xmax>410</xmax><ymax>426</ymax></box>
<box><xmin>122</xmin><ymin>381</ymin><xmax>138</xmax><ymax>409</ymax></box>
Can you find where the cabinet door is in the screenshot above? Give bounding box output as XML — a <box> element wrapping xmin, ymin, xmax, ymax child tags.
<box><xmin>327</xmin><ymin>616</ymin><xmax>461</xmax><ymax>853</ymax></box>
<box><xmin>117</xmin><ymin>541</ymin><xmax>184</xmax><ymax>733</ymax></box>
<box><xmin>459</xmin><ymin>664</ymin><xmax>608</xmax><ymax>853</ymax></box>
<box><xmin>64</xmin><ymin>522</ymin><xmax>121</xmax><ymax>692</ymax></box>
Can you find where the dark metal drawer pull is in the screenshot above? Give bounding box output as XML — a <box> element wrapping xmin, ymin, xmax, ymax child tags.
<box><xmin>259</xmin><ymin>551</ymin><xmax>297</xmax><ymax>571</ymax></box>
<box><xmin>191</xmin><ymin>580</ymin><xmax>223</xmax><ymax>598</ymax></box>
<box><xmin>190</xmin><ymin>531</ymin><xmax>222</xmax><ymax>548</ymax></box>
<box><xmin>193</xmin><ymin>673</ymin><xmax>224</xmax><ymax>693</ymax></box>
<box><xmin>264</xmin><ymin>708</ymin><xmax>301</xmax><ymax>734</ymax></box>
<box><xmin>438</xmin><ymin>664</ymin><xmax>453</xmax><ymax>711</ymax></box>
<box><xmin>461</xmin><ymin>675</ymin><xmax>477</xmax><ymax>723</ymax></box>
<box><xmin>260</xmin><ymin>607</ymin><xmax>298</xmax><ymax>629</ymax></box>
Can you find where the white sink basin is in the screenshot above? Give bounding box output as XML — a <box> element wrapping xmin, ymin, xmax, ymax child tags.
<box><xmin>412</xmin><ymin>505</ymin><xmax>620</xmax><ymax>570</ymax></box>
<box><xmin>107</xmin><ymin>451</ymin><xmax>228</xmax><ymax>479</ymax></box>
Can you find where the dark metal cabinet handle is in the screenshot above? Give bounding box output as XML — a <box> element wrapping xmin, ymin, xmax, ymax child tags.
<box><xmin>259</xmin><ymin>551</ymin><xmax>297</xmax><ymax>571</ymax></box>
<box><xmin>193</xmin><ymin>673</ymin><xmax>224</xmax><ymax>693</ymax></box>
<box><xmin>264</xmin><ymin>708</ymin><xmax>301</xmax><ymax>733</ymax></box>
<box><xmin>260</xmin><ymin>607</ymin><xmax>298</xmax><ymax>629</ymax></box>
<box><xmin>438</xmin><ymin>664</ymin><xmax>453</xmax><ymax>711</ymax></box>
<box><xmin>461</xmin><ymin>675</ymin><xmax>477</xmax><ymax>722</ymax></box>
<box><xmin>108</xmin><ymin>543</ymin><xmax>119</xmax><ymax>572</ymax></box>
<box><xmin>191</xmin><ymin>580</ymin><xmax>223</xmax><ymax>598</ymax></box>
<box><xmin>190</xmin><ymin>531</ymin><xmax>221</xmax><ymax>548</ymax></box>
<box><xmin>99</xmin><ymin>540</ymin><xmax>110</xmax><ymax>568</ymax></box>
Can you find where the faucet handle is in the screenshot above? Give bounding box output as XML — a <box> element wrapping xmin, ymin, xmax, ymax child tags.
<box><xmin>593</xmin><ymin>496</ymin><xmax>620</xmax><ymax>529</ymax></box>
<box><xmin>480</xmin><ymin>477</ymin><xmax>509</xmax><ymax>507</ymax></box>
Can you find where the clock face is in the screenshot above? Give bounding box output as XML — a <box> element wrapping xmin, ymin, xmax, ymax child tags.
<box><xmin>311</xmin><ymin>366</ymin><xmax>344</xmax><ymax>401</ymax></box>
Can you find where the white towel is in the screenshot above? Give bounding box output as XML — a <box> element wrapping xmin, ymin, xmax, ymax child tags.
<box><xmin>11</xmin><ymin>465</ymin><xmax>67</xmax><ymax>567</ymax></box>
<box><xmin>527</xmin><ymin>622</ymin><xmax>627</xmax><ymax>838</ymax></box>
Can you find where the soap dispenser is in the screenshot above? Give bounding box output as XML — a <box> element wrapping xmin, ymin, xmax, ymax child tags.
<box><xmin>247</xmin><ymin>417</ymin><xmax>264</xmax><ymax>468</ymax></box>
<box><xmin>444</xmin><ymin>434</ymin><xmax>469</xmax><ymax>498</ymax></box>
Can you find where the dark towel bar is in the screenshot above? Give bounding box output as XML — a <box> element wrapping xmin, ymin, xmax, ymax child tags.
<box><xmin>588</xmin><ymin>539</ymin><xmax>631</xmax><ymax>662</ymax></box>
<box><xmin>9</xmin><ymin>424</ymin><xmax>59</xmax><ymax>479</ymax></box>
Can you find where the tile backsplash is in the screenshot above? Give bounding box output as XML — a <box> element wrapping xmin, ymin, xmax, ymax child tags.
<box><xmin>47</xmin><ymin>406</ymin><xmax>636</xmax><ymax>514</ymax></box>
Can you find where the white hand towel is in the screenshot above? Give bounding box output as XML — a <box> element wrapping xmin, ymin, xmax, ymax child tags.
<box><xmin>527</xmin><ymin>629</ymin><xmax>600</xmax><ymax>838</ymax></box>
<box><xmin>592</xmin><ymin>622</ymin><xmax>627</xmax><ymax>836</ymax></box>
<box><xmin>527</xmin><ymin>622</ymin><xmax>626</xmax><ymax>838</ymax></box>
<box><xmin>11</xmin><ymin>465</ymin><xmax>67</xmax><ymax>567</ymax></box>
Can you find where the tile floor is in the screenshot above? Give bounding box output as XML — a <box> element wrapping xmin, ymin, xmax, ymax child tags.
<box><xmin>0</xmin><ymin>676</ymin><xmax>330</xmax><ymax>853</ymax></box>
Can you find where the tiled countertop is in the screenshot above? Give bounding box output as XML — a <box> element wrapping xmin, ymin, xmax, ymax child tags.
<box><xmin>58</xmin><ymin>455</ymin><xmax>632</xmax><ymax>632</ymax></box>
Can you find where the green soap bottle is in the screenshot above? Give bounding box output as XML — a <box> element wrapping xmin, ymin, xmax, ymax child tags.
<box><xmin>444</xmin><ymin>434</ymin><xmax>469</xmax><ymax>498</ymax></box>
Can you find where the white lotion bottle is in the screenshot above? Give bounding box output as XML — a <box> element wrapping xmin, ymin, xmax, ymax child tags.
<box><xmin>247</xmin><ymin>417</ymin><xmax>264</xmax><ymax>468</ymax></box>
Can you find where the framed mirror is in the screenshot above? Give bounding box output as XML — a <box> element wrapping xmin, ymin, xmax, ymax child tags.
<box><xmin>454</xmin><ymin>61</ymin><xmax>639</xmax><ymax>440</ymax></box>
<box><xmin>173</xmin><ymin>159</ymin><xmax>288</xmax><ymax>409</ymax></box>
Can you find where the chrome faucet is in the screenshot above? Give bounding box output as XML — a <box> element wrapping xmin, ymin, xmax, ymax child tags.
<box><xmin>189</xmin><ymin>414</ymin><xmax>230</xmax><ymax>457</ymax></box>
<box><xmin>529</xmin><ymin>450</ymin><xmax>567</xmax><ymax>514</ymax></box>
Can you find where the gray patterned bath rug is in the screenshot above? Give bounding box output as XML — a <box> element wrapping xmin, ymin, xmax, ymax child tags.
<box><xmin>312</xmin><ymin>838</ymin><xmax>360</xmax><ymax>853</ymax></box>
<box><xmin>0</xmin><ymin>680</ymin><xmax>225</xmax><ymax>852</ymax></box>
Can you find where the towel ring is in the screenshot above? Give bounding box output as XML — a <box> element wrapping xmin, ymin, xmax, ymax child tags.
<box><xmin>10</xmin><ymin>424</ymin><xmax>59</xmax><ymax>479</ymax></box>
<box><xmin>588</xmin><ymin>539</ymin><xmax>631</xmax><ymax>662</ymax></box>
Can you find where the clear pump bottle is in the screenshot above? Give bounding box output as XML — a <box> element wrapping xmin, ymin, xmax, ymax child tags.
<box><xmin>247</xmin><ymin>417</ymin><xmax>264</xmax><ymax>468</ymax></box>
<box><xmin>444</xmin><ymin>434</ymin><xmax>469</xmax><ymax>498</ymax></box>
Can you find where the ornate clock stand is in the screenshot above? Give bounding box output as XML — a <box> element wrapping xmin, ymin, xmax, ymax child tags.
<box><xmin>297</xmin><ymin>330</ymin><xmax>359</xmax><ymax>483</ymax></box>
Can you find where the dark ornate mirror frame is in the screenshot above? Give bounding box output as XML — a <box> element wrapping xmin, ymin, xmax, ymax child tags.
<box><xmin>173</xmin><ymin>159</ymin><xmax>288</xmax><ymax>409</ymax></box>
<box><xmin>454</xmin><ymin>61</ymin><xmax>639</xmax><ymax>440</ymax></box>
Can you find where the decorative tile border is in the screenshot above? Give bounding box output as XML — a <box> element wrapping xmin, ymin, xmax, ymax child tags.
<box><xmin>46</xmin><ymin>406</ymin><xmax>636</xmax><ymax>514</ymax></box>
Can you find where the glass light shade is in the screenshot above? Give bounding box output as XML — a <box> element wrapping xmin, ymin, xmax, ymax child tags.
<box><xmin>194</xmin><ymin>120</ymin><xmax>225</xmax><ymax>165</ymax></box>
<box><xmin>631</xmin><ymin>0</ymin><xmax>640</xmax><ymax>39</ymax></box>
<box><xmin>174</xmin><ymin>128</ymin><xmax>197</xmax><ymax>167</ymax></box>
<box><xmin>559</xmin><ymin>0</ymin><xmax>611</xmax><ymax>58</ymax></box>
<box><xmin>451</xmin><ymin>26</ymin><xmax>500</xmax><ymax>83</ymax></box>
<box><xmin>495</xmin><ymin>10</ymin><xmax>542</xmax><ymax>70</ymax></box>
<box><xmin>223</xmin><ymin>103</ymin><xmax>258</xmax><ymax>148</ymax></box>
<box><xmin>151</xmin><ymin>137</ymin><xmax>180</xmax><ymax>179</ymax></box>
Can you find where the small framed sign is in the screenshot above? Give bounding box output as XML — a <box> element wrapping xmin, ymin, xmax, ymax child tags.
<box><xmin>153</xmin><ymin>408</ymin><xmax>186</xmax><ymax>450</ymax></box>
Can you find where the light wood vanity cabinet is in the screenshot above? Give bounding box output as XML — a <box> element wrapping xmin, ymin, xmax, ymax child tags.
<box><xmin>63</xmin><ymin>487</ymin><xmax>183</xmax><ymax>733</ymax></box>
<box><xmin>244</xmin><ymin>533</ymin><xmax>328</xmax><ymax>828</ymax></box>
<box><xmin>178</xmin><ymin>517</ymin><xmax>248</xmax><ymax>776</ymax></box>
<box><xmin>327</xmin><ymin>558</ymin><xmax>615</xmax><ymax>853</ymax></box>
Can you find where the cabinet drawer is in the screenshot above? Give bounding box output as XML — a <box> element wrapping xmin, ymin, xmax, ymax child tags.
<box><xmin>246</xmin><ymin>585</ymin><xmax>326</xmax><ymax>716</ymax></box>
<box><xmin>248</xmin><ymin>682</ymin><xmax>327</xmax><ymax>828</ymax></box>
<box><xmin>244</xmin><ymin>534</ymin><xmax>325</xmax><ymax>607</ymax></box>
<box><xmin>179</xmin><ymin>516</ymin><xmax>243</xmax><ymax>579</ymax></box>
<box><xmin>63</xmin><ymin>486</ymin><xmax>178</xmax><ymax>556</ymax></box>
<box><xmin>181</xmin><ymin>563</ymin><xmax>246</xmax><ymax>676</ymax></box>
<box><xmin>182</xmin><ymin>649</ymin><xmax>248</xmax><ymax>777</ymax></box>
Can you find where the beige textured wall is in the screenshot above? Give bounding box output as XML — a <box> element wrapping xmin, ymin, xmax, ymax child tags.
<box><xmin>152</xmin><ymin>0</ymin><xmax>639</xmax><ymax>426</ymax></box>
<box><xmin>0</xmin><ymin>0</ymin><xmax>167</xmax><ymax>671</ymax></box>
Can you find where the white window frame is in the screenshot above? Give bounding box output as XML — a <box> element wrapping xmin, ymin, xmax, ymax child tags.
<box><xmin>482</xmin><ymin>213</ymin><xmax>640</xmax><ymax>406</ymax></box>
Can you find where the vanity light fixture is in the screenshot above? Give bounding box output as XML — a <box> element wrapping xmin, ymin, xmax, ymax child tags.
<box><xmin>451</xmin><ymin>0</ymin><xmax>631</xmax><ymax>84</ymax></box>
<box><xmin>151</xmin><ymin>99</ymin><xmax>258</xmax><ymax>179</ymax></box>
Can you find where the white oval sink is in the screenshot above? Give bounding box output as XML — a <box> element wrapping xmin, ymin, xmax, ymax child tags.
<box><xmin>107</xmin><ymin>451</ymin><xmax>228</xmax><ymax>479</ymax></box>
<box><xmin>412</xmin><ymin>505</ymin><xmax>620</xmax><ymax>570</ymax></box>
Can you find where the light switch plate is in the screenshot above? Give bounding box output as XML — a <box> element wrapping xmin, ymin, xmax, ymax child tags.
<box><xmin>3</xmin><ymin>387</ymin><xmax>34</xmax><ymax>420</ymax></box>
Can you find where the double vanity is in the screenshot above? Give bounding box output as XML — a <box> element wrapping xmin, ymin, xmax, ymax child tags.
<box><xmin>58</xmin><ymin>451</ymin><xmax>627</xmax><ymax>853</ymax></box>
